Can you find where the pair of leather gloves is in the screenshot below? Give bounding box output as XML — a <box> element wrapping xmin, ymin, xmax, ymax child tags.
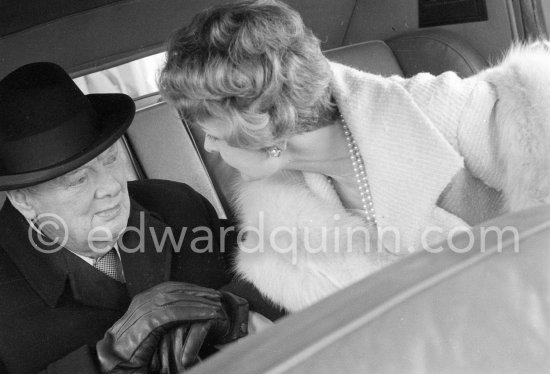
<box><xmin>96</xmin><ymin>282</ymin><xmax>249</xmax><ymax>373</ymax></box>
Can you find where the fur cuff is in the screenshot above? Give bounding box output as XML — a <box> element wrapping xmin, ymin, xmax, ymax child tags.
<box><xmin>479</xmin><ymin>41</ymin><xmax>550</xmax><ymax>211</ymax></box>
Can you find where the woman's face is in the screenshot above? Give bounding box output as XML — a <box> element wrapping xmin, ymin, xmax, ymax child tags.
<box><xmin>199</xmin><ymin>118</ymin><xmax>284</xmax><ymax>181</ymax></box>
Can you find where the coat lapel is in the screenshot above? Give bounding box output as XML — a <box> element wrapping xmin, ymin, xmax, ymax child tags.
<box><xmin>118</xmin><ymin>201</ymin><xmax>173</xmax><ymax>298</ymax></box>
<box><xmin>330</xmin><ymin>63</ymin><xmax>464</xmax><ymax>250</ymax></box>
<box><xmin>64</xmin><ymin>250</ymin><xmax>130</xmax><ymax>310</ymax></box>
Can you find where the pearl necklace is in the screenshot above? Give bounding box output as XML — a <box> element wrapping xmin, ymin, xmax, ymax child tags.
<box><xmin>340</xmin><ymin>116</ymin><xmax>377</xmax><ymax>225</ymax></box>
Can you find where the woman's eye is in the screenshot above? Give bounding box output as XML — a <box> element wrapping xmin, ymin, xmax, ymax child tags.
<box><xmin>206</xmin><ymin>134</ymin><xmax>219</xmax><ymax>142</ymax></box>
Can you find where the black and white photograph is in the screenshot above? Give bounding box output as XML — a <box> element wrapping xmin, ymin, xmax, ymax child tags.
<box><xmin>0</xmin><ymin>1</ymin><xmax>549</xmax><ymax>373</ymax></box>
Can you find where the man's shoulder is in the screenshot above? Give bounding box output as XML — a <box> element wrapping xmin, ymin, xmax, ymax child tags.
<box><xmin>0</xmin><ymin>246</ymin><xmax>38</xmax><ymax>318</ymax></box>
<box><xmin>0</xmin><ymin>246</ymin><xmax>23</xmax><ymax>284</ymax></box>
<box><xmin>128</xmin><ymin>179</ymin><xmax>197</xmax><ymax>196</ymax></box>
<box><xmin>127</xmin><ymin>179</ymin><xmax>218</xmax><ymax>225</ymax></box>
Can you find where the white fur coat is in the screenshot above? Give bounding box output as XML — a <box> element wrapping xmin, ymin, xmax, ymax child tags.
<box><xmin>233</xmin><ymin>42</ymin><xmax>550</xmax><ymax>312</ymax></box>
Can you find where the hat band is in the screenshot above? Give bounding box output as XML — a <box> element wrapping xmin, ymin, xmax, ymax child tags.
<box><xmin>0</xmin><ymin>112</ymin><xmax>99</xmax><ymax>175</ymax></box>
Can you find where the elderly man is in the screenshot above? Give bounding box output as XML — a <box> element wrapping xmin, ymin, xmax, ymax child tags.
<box><xmin>0</xmin><ymin>62</ymin><xmax>281</xmax><ymax>374</ymax></box>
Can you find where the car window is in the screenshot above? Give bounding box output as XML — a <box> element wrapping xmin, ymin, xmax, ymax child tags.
<box><xmin>73</xmin><ymin>52</ymin><xmax>167</xmax><ymax>182</ymax></box>
<box><xmin>73</xmin><ymin>52</ymin><xmax>165</xmax><ymax>98</ymax></box>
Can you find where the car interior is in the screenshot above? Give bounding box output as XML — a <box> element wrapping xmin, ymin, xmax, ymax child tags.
<box><xmin>1</xmin><ymin>0</ymin><xmax>550</xmax><ymax>372</ymax></box>
<box><xmin>1</xmin><ymin>0</ymin><xmax>548</xmax><ymax>216</ymax></box>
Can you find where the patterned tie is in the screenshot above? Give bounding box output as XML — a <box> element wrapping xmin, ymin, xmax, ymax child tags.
<box><xmin>93</xmin><ymin>248</ymin><xmax>125</xmax><ymax>283</ymax></box>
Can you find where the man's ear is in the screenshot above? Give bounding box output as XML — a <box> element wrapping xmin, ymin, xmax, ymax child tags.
<box><xmin>6</xmin><ymin>189</ymin><xmax>37</xmax><ymax>220</ymax></box>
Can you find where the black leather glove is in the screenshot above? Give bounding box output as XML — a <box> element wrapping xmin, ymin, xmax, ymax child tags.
<box><xmin>149</xmin><ymin>291</ymin><xmax>250</xmax><ymax>373</ymax></box>
<box><xmin>96</xmin><ymin>282</ymin><xmax>248</xmax><ymax>374</ymax></box>
<box><xmin>150</xmin><ymin>322</ymin><xmax>212</xmax><ymax>373</ymax></box>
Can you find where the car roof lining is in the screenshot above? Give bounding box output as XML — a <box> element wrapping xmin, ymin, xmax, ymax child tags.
<box><xmin>0</xmin><ymin>0</ymin><xmax>122</xmax><ymax>36</ymax></box>
<box><xmin>0</xmin><ymin>0</ymin><xmax>357</xmax><ymax>79</ymax></box>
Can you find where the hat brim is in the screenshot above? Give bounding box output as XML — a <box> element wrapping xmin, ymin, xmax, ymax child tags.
<box><xmin>0</xmin><ymin>93</ymin><xmax>136</xmax><ymax>190</ymax></box>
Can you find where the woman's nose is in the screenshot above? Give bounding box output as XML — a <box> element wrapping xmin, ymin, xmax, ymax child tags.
<box><xmin>204</xmin><ymin>135</ymin><xmax>219</xmax><ymax>153</ymax></box>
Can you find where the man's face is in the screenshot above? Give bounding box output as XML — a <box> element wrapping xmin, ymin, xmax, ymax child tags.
<box><xmin>25</xmin><ymin>142</ymin><xmax>131</xmax><ymax>257</ymax></box>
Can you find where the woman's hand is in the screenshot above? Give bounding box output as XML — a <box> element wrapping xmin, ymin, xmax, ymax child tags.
<box><xmin>204</xmin><ymin>135</ymin><xmax>287</xmax><ymax>181</ymax></box>
<box><xmin>247</xmin><ymin>311</ymin><xmax>274</xmax><ymax>335</ymax></box>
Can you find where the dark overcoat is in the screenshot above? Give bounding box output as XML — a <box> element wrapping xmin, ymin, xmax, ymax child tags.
<box><xmin>0</xmin><ymin>179</ymin><xmax>282</xmax><ymax>374</ymax></box>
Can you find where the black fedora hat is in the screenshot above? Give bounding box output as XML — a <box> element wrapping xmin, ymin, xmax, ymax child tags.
<box><xmin>0</xmin><ymin>62</ymin><xmax>135</xmax><ymax>190</ymax></box>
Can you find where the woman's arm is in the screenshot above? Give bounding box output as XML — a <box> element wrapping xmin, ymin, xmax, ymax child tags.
<box><xmin>472</xmin><ymin>41</ymin><xmax>550</xmax><ymax>211</ymax></box>
<box><xmin>392</xmin><ymin>41</ymin><xmax>550</xmax><ymax>213</ymax></box>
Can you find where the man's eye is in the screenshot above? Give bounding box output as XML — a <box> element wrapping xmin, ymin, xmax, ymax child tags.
<box><xmin>206</xmin><ymin>134</ymin><xmax>219</xmax><ymax>141</ymax></box>
<box><xmin>68</xmin><ymin>175</ymin><xmax>87</xmax><ymax>187</ymax></box>
<box><xmin>103</xmin><ymin>154</ymin><xmax>118</xmax><ymax>165</ymax></box>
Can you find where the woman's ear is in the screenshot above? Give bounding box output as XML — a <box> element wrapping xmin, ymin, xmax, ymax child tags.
<box><xmin>6</xmin><ymin>189</ymin><xmax>37</xmax><ymax>220</ymax></box>
<box><xmin>277</xmin><ymin>139</ymin><xmax>288</xmax><ymax>151</ymax></box>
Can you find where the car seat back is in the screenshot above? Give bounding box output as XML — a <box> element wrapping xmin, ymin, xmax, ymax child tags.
<box><xmin>387</xmin><ymin>29</ymin><xmax>488</xmax><ymax>77</ymax></box>
<box><xmin>125</xmin><ymin>97</ymin><xmax>227</xmax><ymax>217</ymax></box>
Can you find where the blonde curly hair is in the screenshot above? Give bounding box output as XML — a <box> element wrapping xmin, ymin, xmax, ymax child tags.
<box><xmin>158</xmin><ymin>0</ymin><xmax>334</xmax><ymax>149</ymax></box>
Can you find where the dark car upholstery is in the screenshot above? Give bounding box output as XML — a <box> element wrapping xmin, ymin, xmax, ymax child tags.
<box><xmin>387</xmin><ymin>29</ymin><xmax>488</xmax><ymax>77</ymax></box>
<box><xmin>0</xmin><ymin>0</ymin><xmax>357</xmax><ymax>78</ymax></box>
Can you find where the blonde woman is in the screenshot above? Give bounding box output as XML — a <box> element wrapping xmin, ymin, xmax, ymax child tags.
<box><xmin>159</xmin><ymin>0</ymin><xmax>550</xmax><ymax>312</ymax></box>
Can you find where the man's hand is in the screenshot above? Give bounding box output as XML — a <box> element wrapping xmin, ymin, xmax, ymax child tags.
<box><xmin>95</xmin><ymin>282</ymin><xmax>248</xmax><ymax>373</ymax></box>
<box><xmin>150</xmin><ymin>322</ymin><xmax>212</xmax><ymax>373</ymax></box>
<box><xmin>149</xmin><ymin>291</ymin><xmax>250</xmax><ymax>373</ymax></box>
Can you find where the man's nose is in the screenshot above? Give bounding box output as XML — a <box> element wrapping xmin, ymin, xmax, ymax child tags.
<box><xmin>95</xmin><ymin>168</ymin><xmax>122</xmax><ymax>199</ymax></box>
<box><xmin>203</xmin><ymin>135</ymin><xmax>219</xmax><ymax>153</ymax></box>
